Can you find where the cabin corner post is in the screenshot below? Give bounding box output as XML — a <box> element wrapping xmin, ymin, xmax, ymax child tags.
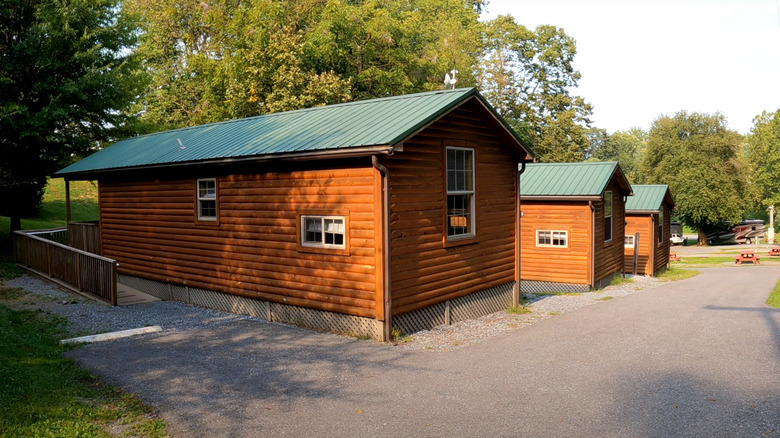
<box><xmin>513</xmin><ymin>167</ymin><xmax>522</xmax><ymax>307</ymax></box>
<box><xmin>65</xmin><ymin>179</ymin><xmax>71</xmax><ymax>224</ymax></box>
<box><xmin>372</xmin><ymin>155</ymin><xmax>392</xmax><ymax>342</ymax></box>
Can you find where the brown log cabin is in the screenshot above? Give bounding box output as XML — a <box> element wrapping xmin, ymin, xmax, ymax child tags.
<box><xmin>55</xmin><ymin>88</ymin><xmax>533</xmax><ymax>340</ymax></box>
<box><xmin>519</xmin><ymin>162</ymin><xmax>632</xmax><ymax>293</ymax></box>
<box><xmin>623</xmin><ymin>185</ymin><xmax>675</xmax><ymax>276</ymax></box>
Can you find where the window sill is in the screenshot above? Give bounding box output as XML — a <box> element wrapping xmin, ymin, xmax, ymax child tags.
<box><xmin>443</xmin><ymin>235</ymin><xmax>478</xmax><ymax>248</ymax></box>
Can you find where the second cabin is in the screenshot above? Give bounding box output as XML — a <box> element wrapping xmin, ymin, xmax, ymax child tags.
<box><xmin>519</xmin><ymin>162</ymin><xmax>632</xmax><ymax>293</ymax></box>
<box><xmin>623</xmin><ymin>185</ymin><xmax>675</xmax><ymax>276</ymax></box>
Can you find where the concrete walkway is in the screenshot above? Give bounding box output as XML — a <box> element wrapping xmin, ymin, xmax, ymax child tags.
<box><xmin>66</xmin><ymin>266</ymin><xmax>780</xmax><ymax>437</ymax></box>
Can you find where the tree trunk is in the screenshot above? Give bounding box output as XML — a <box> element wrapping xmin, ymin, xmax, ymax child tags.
<box><xmin>697</xmin><ymin>229</ymin><xmax>708</xmax><ymax>246</ymax></box>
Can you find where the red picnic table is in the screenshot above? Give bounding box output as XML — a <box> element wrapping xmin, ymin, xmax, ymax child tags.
<box><xmin>769</xmin><ymin>247</ymin><xmax>780</xmax><ymax>257</ymax></box>
<box><xmin>735</xmin><ymin>250</ymin><xmax>760</xmax><ymax>265</ymax></box>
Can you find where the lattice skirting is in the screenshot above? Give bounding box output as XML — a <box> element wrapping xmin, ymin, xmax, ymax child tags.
<box><xmin>392</xmin><ymin>282</ymin><xmax>516</xmax><ymax>336</ymax></box>
<box><xmin>117</xmin><ymin>274</ymin><xmax>382</xmax><ymax>340</ymax></box>
<box><xmin>519</xmin><ymin>280</ymin><xmax>590</xmax><ymax>294</ymax></box>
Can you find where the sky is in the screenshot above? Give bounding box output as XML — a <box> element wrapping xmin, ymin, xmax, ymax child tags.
<box><xmin>482</xmin><ymin>0</ymin><xmax>780</xmax><ymax>135</ymax></box>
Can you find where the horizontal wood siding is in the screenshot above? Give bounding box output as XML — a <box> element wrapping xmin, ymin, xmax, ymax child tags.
<box><xmin>654</xmin><ymin>204</ymin><xmax>672</xmax><ymax>274</ymax></box>
<box><xmin>593</xmin><ymin>180</ymin><xmax>626</xmax><ymax>284</ymax></box>
<box><xmin>99</xmin><ymin>165</ymin><xmax>378</xmax><ymax>318</ymax></box>
<box><xmin>387</xmin><ymin>102</ymin><xmax>519</xmax><ymax>315</ymax></box>
<box><xmin>624</xmin><ymin>215</ymin><xmax>654</xmax><ymax>275</ymax></box>
<box><xmin>520</xmin><ymin>201</ymin><xmax>592</xmax><ymax>285</ymax></box>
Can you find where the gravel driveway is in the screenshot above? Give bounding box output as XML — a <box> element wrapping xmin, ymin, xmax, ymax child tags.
<box><xmin>5</xmin><ymin>266</ymin><xmax>780</xmax><ymax>437</ymax></box>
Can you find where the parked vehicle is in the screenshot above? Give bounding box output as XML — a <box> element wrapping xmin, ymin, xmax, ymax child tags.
<box><xmin>706</xmin><ymin>219</ymin><xmax>765</xmax><ymax>245</ymax></box>
<box><xmin>670</xmin><ymin>233</ymin><xmax>686</xmax><ymax>245</ymax></box>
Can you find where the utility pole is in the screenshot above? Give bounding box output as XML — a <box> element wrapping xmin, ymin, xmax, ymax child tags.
<box><xmin>769</xmin><ymin>205</ymin><xmax>775</xmax><ymax>244</ymax></box>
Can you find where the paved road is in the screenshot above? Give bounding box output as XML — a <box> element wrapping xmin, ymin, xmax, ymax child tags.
<box><xmin>66</xmin><ymin>266</ymin><xmax>780</xmax><ymax>437</ymax></box>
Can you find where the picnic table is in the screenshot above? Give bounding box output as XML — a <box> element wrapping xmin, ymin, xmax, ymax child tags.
<box><xmin>735</xmin><ymin>250</ymin><xmax>760</xmax><ymax>265</ymax></box>
<box><xmin>669</xmin><ymin>252</ymin><xmax>680</xmax><ymax>262</ymax></box>
<box><xmin>769</xmin><ymin>247</ymin><xmax>780</xmax><ymax>257</ymax></box>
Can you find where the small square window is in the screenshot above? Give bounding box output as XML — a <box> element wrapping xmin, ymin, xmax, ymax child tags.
<box><xmin>625</xmin><ymin>235</ymin><xmax>635</xmax><ymax>248</ymax></box>
<box><xmin>197</xmin><ymin>179</ymin><xmax>217</xmax><ymax>221</ymax></box>
<box><xmin>302</xmin><ymin>215</ymin><xmax>346</xmax><ymax>249</ymax></box>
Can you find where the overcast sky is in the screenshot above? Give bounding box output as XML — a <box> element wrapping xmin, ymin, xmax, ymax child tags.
<box><xmin>482</xmin><ymin>0</ymin><xmax>780</xmax><ymax>134</ymax></box>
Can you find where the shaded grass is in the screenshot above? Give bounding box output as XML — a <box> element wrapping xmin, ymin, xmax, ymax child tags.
<box><xmin>0</xmin><ymin>179</ymin><xmax>98</xmax><ymax>244</ymax></box>
<box><xmin>506</xmin><ymin>304</ymin><xmax>532</xmax><ymax>314</ymax></box>
<box><xmin>0</xmin><ymin>305</ymin><xmax>168</xmax><ymax>437</ymax></box>
<box><xmin>768</xmin><ymin>280</ymin><xmax>780</xmax><ymax>309</ymax></box>
<box><xmin>530</xmin><ymin>291</ymin><xmax>582</xmax><ymax>297</ymax></box>
<box><xmin>658</xmin><ymin>267</ymin><xmax>700</xmax><ymax>281</ymax></box>
<box><xmin>609</xmin><ymin>276</ymin><xmax>634</xmax><ymax>286</ymax></box>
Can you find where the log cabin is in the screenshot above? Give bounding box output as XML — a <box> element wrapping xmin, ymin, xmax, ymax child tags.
<box><xmin>55</xmin><ymin>88</ymin><xmax>533</xmax><ymax>340</ymax></box>
<box><xmin>519</xmin><ymin>162</ymin><xmax>632</xmax><ymax>293</ymax></box>
<box><xmin>623</xmin><ymin>185</ymin><xmax>675</xmax><ymax>276</ymax></box>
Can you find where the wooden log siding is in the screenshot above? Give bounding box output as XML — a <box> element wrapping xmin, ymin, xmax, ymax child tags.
<box><xmin>68</xmin><ymin>221</ymin><xmax>101</xmax><ymax>254</ymax></box>
<box><xmin>654</xmin><ymin>205</ymin><xmax>671</xmax><ymax>274</ymax></box>
<box><xmin>624</xmin><ymin>215</ymin><xmax>654</xmax><ymax>275</ymax></box>
<box><xmin>386</xmin><ymin>104</ymin><xmax>518</xmax><ymax>314</ymax></box>
<box><xmin>99</xmin><ymin>166</ymin><xmax>379</xmax><ymax>318</ymax></box>
<box><xmin>593</xmin><ymin>180</ymin><xmax>626</xmax><ymax>284</ymax></box>
<box><xmin>519</xmin><ymin>202</ymin><xmax>592</xmax><ymax>285</ymax></box>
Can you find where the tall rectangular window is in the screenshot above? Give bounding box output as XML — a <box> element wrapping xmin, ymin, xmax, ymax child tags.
<box><xmin>658</xmin><ymin>210</ymin><xmax>664</xmax><ymax>244</ymax></box>
<box><xmin>301</xmin><ymin>215</ymin><xmax>346</xmax><ymax>249</ymax></box>
<box><xmin>604</xmin><ymin>191</ymin><xmax>613</xmax><ymax>242</ymax></box>
<box><xmin>197</xmin><ymin>178</ymin><xmax>217</xmax><ymax>221</ymax></box>
<box><xmin>446</xmin><ymin>147</ymin><xmax>475</xmax><ymax>239</ymax></box>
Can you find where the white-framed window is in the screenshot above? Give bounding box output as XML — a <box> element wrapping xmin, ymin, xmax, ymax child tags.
<box><xmin>604</xmin><ymin>191</ymin><xmax>613</xmax><ymax>242</ymax></box>
<box><xmin>536</xmin><ymin>230</ymin><xmax>568</xmax><ymax>247</ymax></box>
<box><xmin>197</xmin><ymin>178</ymin><xmax>217</xmax><ymax>220</ymax></box>
<box><xmin>301</xmin><ymin>215</ymin><xmax>346</xmax><ymax>249</ymax></box>
<box><xmin>446</xmin><ymin>147</ymin><xmax>475</xmax><ymax>239</ymax></box>
<box><xmin>625</xmin><ymin>235</ymin><xmax>635</xmax><ymax>248</ymax></box>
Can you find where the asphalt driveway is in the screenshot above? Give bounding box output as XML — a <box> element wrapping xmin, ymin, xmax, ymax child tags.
<box><xmin>66</xmin><ymin>266</ymin><xmax>780</xmax><ymax>437</ymax></box>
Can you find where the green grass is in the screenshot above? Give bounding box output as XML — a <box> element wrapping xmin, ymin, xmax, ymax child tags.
<box><xmin>657</xmin><ymin>267</ymin><xmax>700</xmax><ymax>281</ymax></box>
<box><xmin>530</xmin><ymin>291</ymin><xmax>582</xmax><ymax>297</ymax></box>
<box><xmin>673</xmin><ymin>256</ymin><xmax>739</xmax><ymax>266</ymax></box>
<box><xmin>506</xmin><ymin>304</ymin><xmax>532</xmax><ymax>314</ymax></box>
<box><xmin>0</xmin><ymin>305</ymin><xmax>168</xmax><ymax>437</ymax></box>
<box><xmin>609</xmin><ymin>275</ymin><xmax>634</xmax><ymax>286</ymax></box>
<box><xmin>768</xmin><ymin>280</ymin><xmax>780</xmax><ymax>309</ymax></box>
<box><xmin>596</xmin><ymin>296</ymin><xmax>613</xmax><ymax>301</ymax></box>
<box><xmin>0</xmin><ymin>178</ymin><xmax>98</xmax><ymax>244</ymax></box>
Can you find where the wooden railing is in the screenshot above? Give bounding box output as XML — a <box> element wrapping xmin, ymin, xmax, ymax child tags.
<box><xmin>67</xmin><ymin>221</ymin><xmax>101</xmax><ymax>254</ymax></box>
<box><xmin>13</xmin><ymin>229</ymin><xmax>117</xmax><ymax>305</ymax></box>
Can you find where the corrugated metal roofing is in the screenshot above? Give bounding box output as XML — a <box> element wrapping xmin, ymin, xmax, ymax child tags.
<box><xmin>625</xmin><ymin>185</ymin><xmax>672</xmax><ymax>212</ymax></box>
<box><xmin>520</xmin><ymin>162</ymin><xmax>621</xmax><ymax>197</ymax></box>
<box><xmin>57</xmin><ymin>87</ymin><xmax>528</xmax><ymax>177</ymax></box>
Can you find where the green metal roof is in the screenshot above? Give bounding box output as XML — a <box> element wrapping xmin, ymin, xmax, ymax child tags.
<box><xmin>520</xmin><ymin>162</ymin><xmax>631</xmax><ymax>198</ymax></box>
<box><xmin>625</xmin><ymin>185</ymin><xmax>674</xmax><ymax>212</ymax></box>
<box><xmin>57</xmin><ymin>87</ymin><xmax>530</xmax><ymax>178</ymax></box>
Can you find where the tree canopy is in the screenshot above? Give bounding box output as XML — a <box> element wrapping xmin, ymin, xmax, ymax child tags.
<box><xmin>640</xmin><ymin>111</ymin><xmax>754</xmax><ymax>243</ymax></box>
<box><xmin>587</xmin><ymin>128</ymin><xmax>646</xmax><ymax>184</ymax></box>
<box><xmin>745</xmin><ymin>109</ymin><xmax>780</xmax><ymax>208</ymax></box>
<box><xmin>0</xmin><ymin>0</ymin><xmax>143</xmax><ymax>230</ymax></box>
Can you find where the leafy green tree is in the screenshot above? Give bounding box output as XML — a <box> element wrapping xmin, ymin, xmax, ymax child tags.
<box><xmin>479</xmin><ymin>15</ymin><xmax>592</xmax><ymax>162</ymax></box>
<box><xmin>745</xmin><ymin>109</ymin><xmax>780</xmax><ymax>208</ymax></box>
<box><xmin>587</xmin><ymin>128</ymin><xmax>646</xmax><ymax>183</ymax></box>
<box><xmin>0</xmin><ymin>0</ymin><xmax>143</xmax><ymax>232</ymax></box>
<box><xmin>640</xmin><ymin>111</ymin><xmax>754</xmax><ymax>244</ymax></box>
<box><xmin>128</xmin><ymin>0</ymin><xmax>483</xmax><ymax>129</ymax></box>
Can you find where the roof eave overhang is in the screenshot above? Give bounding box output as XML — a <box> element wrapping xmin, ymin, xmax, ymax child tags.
<box><xmin>520</xmin><ymin>195</ymin><xmax>603</xmax><ymax>202</ymax></box>
<box><xmin>626</xmin><ymin>209</ymin><xmax>661</xmax><ymax>214</ymax></box>
<box><xmin>57</xmin><ymin>144</ymin><xmax>395</xmax><ymax>180</ymax></box>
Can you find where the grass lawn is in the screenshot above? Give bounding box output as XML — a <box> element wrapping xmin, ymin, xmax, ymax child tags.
<box><xmin>658</xmin><ymin>267</ymin><xmax>700</xmax><ymax>281</ymax></box>
<box><xmin>0</xmin><ymin>303</ymin><xmax>168</xmax><ymax>437</ymax></box>
<box><xmin>0</xmin><ymin>178</ymin><xmax>98</xmax><ymax>244</ymax></box>
<box><xmin>768</xmin><ymin>280</ymin><xmax>780</xmax><ymax>309</ymax></box>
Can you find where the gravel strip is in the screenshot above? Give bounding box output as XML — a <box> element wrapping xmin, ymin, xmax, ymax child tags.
<box><xmin>1</xmin><ymin>273</ymin><xmax>663</xmax><ymax>350</ymax></box>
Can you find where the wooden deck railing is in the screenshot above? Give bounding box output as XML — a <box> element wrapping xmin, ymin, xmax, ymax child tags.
<box><xmin>67</xmin><ymin>221</ymin><xmax>101</xmax><ymax>253</ymax></box>
<box><xmin>13</xmin><ymin>229</ymin><xmax>117</xmax><ymax>305</ymax></box>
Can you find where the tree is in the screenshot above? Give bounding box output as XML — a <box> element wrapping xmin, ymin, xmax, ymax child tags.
<box><xmin>587</xmin><ymin>128</ymin><xmax>646</xmax><ymax>183</ymax></box>
<box><xmin>127</xmin><ymin>0</ymin><xmax>484</xmax><ymax>129</ymax></box>
<box><xmin>745</xmin><ymin>109</ymin><xmax>780</xmax><ymax>208</ymax></box>
<box><xmin>479</xmin><ymin>15</ymin><xmax>593</xmax><ymax>162</ymax></box>
<box><xmin>639</xmin><ymin>111</ymin><xmax>754</xmax><ymax>244</ymax></box>
<box><xmin>0</xmin><ymin>0</ymin><xmax>143</xmax><ymax>232</ymax></box>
